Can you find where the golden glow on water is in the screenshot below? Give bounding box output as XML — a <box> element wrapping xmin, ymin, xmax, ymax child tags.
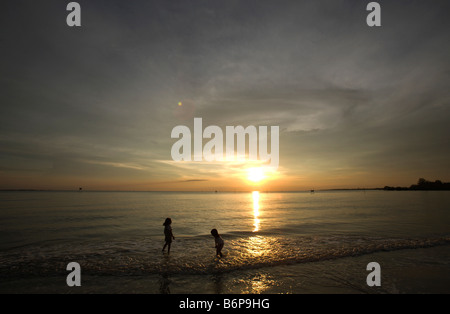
<box><xmin>247</xmin><ymin>236</ymin><xmax>267</xmax><ymax>256</ymax></box>
<box><xmin>242</xmin><ymin>273</ymin><xmax>276</xmax><ymax>294</ymax></box>
<box><xmin>253</xmin><ymin>274</ymin><xmax>276</xmax><ymax>294</ymax></box>
<box><xmin>252</xmin><ymin>191</ymin><xmax>260</xmax><ymax>232</ymax></box>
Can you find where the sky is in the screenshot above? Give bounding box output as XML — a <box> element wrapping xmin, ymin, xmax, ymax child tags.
<box><xmin>1</xmin><ymin>0</ymin><xmax>450</xmax><ymax>191</ymax></box>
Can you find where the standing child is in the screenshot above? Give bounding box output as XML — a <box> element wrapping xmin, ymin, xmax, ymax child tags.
<box><xmin>210</xmin><ymin>228</ymin><xmax>224</xmax><ymax>258</ymax></box>
<box><xmin>162</xmin><ymin>218</ymin><xmax>175</xmax><ymax>254</ymax></box>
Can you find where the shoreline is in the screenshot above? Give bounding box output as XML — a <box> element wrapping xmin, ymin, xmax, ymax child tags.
<box><xmin>1</xmin><ymin>245</ymin><xmax>449</xmax><ymax>294</ymax></box>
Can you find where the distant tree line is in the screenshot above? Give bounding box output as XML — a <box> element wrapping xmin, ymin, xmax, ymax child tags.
<box><xmin>383</xmin><ymin>178</ymin><xmax>450</xmax><ymax>191</ymax></box>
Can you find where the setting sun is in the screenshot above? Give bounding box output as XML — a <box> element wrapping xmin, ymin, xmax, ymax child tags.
<box><xmin>247</xmin><ymin>167</ymin><xmax>265</xmax><ymax>182</ymax></box>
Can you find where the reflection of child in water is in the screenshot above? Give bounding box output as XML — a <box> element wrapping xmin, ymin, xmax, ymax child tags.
<box><xmin>162</xmin><ymin>218</ymin><xmax>175</xmax><ymax>254</ymax></box>
<box><xmin>210</xmin><ymin>229</ymin><xmax>224</xmax><ymax>257</ymax></box>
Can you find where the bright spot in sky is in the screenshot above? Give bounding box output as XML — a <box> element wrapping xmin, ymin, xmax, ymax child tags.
<box><xmin>247</xmin><ymin>167</ymin><xmax>265</xmax><ymax>183</ymax></box>
<box><xmin>178</xmin><ymin>102</ymin><xmax>183</xmax><ymax>106</ymax></box>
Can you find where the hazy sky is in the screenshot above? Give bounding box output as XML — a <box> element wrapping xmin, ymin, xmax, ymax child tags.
<box><xmin>1</xmin><ymin>0</ymin><xmax>449</xmax><ymax>191</ymax></box>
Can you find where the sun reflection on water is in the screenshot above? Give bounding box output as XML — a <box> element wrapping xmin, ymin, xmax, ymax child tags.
<box><xmin>238</xmin><ymin>273</ymin><xmax>276</xmax><ymax>294</ymax></box>
<box><xmin>252</xmin><ymin>191</ymin><xmax>260</xmax><ymax>232</ymax></box>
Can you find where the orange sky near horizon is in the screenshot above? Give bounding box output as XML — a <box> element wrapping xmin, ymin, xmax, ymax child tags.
<box><xmin>0</xmin><ymin>164</ymin><xmax>429</xmax><ymax>192</ymax></box>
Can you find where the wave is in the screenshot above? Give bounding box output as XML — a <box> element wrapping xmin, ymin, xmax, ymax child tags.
<box><xmin>1</xmin><ymin>234</ymin><xmax>449</xmax><ymax>278</ymax></box>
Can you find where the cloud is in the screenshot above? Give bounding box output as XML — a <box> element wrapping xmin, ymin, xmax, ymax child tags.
<box><xmin>1</xmin><ymin>0</ymin><xmax>450</xmax><ymax>189</ymax></box>
<box><xmin>179</xmin><ymin>179</ymin><xmax>208</xmax><ymax>182</ymax></box>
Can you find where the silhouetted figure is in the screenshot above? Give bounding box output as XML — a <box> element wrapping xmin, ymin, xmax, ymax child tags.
<box><xmin>211</xmin><ymin>228</ymin><xmax>224</xmax><ymax>258</ymax></box>
<box><xmin>162</xmin><ymin>218</ymin><xmax>175</xmax><ymax>254</ymax></box>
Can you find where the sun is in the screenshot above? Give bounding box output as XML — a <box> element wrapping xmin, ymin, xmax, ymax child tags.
<box><xmin>247</xmin><ymin>167</ymin><xmax>265</xmax><ymax>183</ymax></box>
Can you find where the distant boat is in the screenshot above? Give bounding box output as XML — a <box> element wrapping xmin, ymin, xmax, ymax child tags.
<box><xmin>310</xmin><ymin>189</ymin><xmax>315</xmax><ymax>193</ymax></box>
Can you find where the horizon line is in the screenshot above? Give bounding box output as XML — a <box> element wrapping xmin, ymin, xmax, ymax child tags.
<box><xmin>0</xmin><ymin>187</ymin><xmax>393</xmax><ymax>193</ymax></box>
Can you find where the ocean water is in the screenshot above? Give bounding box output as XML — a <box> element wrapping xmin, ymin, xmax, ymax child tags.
<box><xmin>0</xmin><ymin>190</ymin><xmax>450</xmax><ymax>294</ymax></box>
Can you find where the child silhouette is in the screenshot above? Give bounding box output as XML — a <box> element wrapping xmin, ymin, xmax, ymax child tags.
<box><xmin>210</xmin><ymin>228</ymin><xmax>224</xmax><ymax>258</ymax></box>
<box><xmin>162</xmin><ymin>218</ymin><xmax>175</xmax><ymax>254</ymax></box>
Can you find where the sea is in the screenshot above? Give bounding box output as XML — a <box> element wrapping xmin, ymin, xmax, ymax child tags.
<box><xmin>0</xmin><ymin>190</ymin><xmax>449</xmax><ymax>294</ymax></box>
